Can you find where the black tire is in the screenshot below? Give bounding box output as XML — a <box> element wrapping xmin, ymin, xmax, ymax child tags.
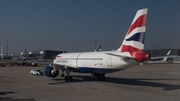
<box><xmin>65</xmin><ymin>76</ymin><xmax>69</xmax><ymax>82</ymax></box>
<box><xmin>97</xmin><ymin>74</ymin><xmax>105</xmax><ymax>81</ymax></box>
<box><xmin>61</xmin><ymin>74</ymin><xmax>65</xmax><ymax>77</ymax></box>
<box><xmin>69</xmin><ymin>76</ymin><xmax>73</xmax><ymax>81</ymax></box>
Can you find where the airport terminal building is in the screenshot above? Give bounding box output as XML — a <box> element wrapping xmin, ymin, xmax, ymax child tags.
<box><xmin>27</xmin><ymin>50</ymin><xmax>67</xmax><ymax>61</ymax></box>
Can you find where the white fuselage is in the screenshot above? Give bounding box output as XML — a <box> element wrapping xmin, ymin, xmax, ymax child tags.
<box><xmin>53</xmin><ymin>51</ymin><xmax>138</xmax><ymax>74</ymax></box>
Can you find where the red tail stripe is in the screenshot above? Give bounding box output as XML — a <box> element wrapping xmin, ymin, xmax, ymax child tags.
<box><xmin>121</xmin><ymin>45</ymin><xmax>139</xmax><ymax>52</ymax></box>
<box><xmin>127</xmin><ymin>14</ymin><xmax>147</xmax><ymax>35</ymax></box>
<box><xmin>121</xmin><ymin>44</ymin><xmax>142</xmax><ymax>56</ymax></box>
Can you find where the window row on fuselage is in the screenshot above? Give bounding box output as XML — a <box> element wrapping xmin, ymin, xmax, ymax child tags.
<box><xmin>57</xmin><ymin>58</ymin><xmax>103</xmax><ymax>60</ymax></box>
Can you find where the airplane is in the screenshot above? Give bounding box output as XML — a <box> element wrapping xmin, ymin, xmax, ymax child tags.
<box><xmin>145</xmin><ymin>50</ymin><xmax>176</xmax><ymax>64</ymax></box>
<box><xmin>44</xmin><ymin>8</ymin><xmax>150</xmax><ymax>81</ymax></box>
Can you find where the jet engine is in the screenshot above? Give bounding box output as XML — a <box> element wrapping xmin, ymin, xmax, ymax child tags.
<box><xmin>44</xmin><ymin>66</ymin><xmax>59</xmax><ymax>77</ymax></box>
<box><xmin>132</xmin><ymin>51</ymin><xmax>150</xmax><ymax>62</ymax></box>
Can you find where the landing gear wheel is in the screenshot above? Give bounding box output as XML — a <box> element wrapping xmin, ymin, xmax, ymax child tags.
<box><xmin>101</xmin><ymin>75</ymin><xmax>105</xmax><ymax>80</ymax></box>
<box><xmin>64</xmin><ymin>76</ymin><xmax>73</xmax><ymax>82</ymax></box>
<box><xmin>61</xmin><ymin>74</ymin><xmax>65</xmax><ymax>77</ymax></box>
<box><xmin>65</xmin><ymin>76</ymin><xmax>69</xmax><ymax>81</ymax></box>
<box><xmin>69</xmin><ymin>76</ymin><xmax>73</xmax><ymax>81</ymax></box>
<box><xmin>97</xmin><ymin>74</ymin><xmax>105</xmax><ymax>81</ymax></box>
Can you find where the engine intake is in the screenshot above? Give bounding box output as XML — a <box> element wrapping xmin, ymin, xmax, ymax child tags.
<box><xmin>132</xmin><ymin>51</ymin><xmax>150</xmax><ymax>62</ymax></box>
<box><xmin>44</xmin><ymin>66</ymin><xmax>59</xmax><ymax>77</ymax></box>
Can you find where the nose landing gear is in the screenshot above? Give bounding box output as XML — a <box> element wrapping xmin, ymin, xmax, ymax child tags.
<box><xmin>64</xmin><ymin>68</ymin><xmax>73</xmax><ymax>82</ymax></box>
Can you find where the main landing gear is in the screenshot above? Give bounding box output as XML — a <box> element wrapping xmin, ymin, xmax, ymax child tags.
<box><xmin>97</xmin><ymin>74</ymin><xmax>105</xmax><ymax>81</ymax></box>
<box><xmin>60</xmin><ymin>69</ymin><xmax>65</xmax><ymax>77</ymax></box>
<box><xmin>64</xmin><ymin>68</ymin><xmax>73</xmax><ymax>82</ymax></box>
<box><xmin>62</xmin><ymin>68</ymin><xmax>106</xmax><ymax>82</ymax></box>
<box><xmin>91</xmin><ymin>73</ymin><xmax>106</xmax><ymax>81</ymax></box>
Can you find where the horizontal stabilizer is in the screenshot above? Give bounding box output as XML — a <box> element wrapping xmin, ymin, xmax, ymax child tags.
<box><xmin>105</xmin><ymin>53</ymin><xmax>132</xmax><ymax>58</ymax></box>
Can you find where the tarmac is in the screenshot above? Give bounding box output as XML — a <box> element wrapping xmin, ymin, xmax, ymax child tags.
<box><xmin>0</xmin><ymin>64</ymin><xmax>180</xmax><ymax>101</ymax></box>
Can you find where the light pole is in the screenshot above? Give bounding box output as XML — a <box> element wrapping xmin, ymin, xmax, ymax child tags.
<box><xmin>6</xmin><ymin>39</ymin><xmax>8</xmax><ymax>59</ymax></box>
<box><xmin>52</xmin><ymin>46</ymin><xmax>54</xmax><ymax>60</ymax></box>
<box><xmin>151</xmin><ymin>42</ymin><xmax>153</xmax><ymax>56</ymax></box>
<box><xmin>94</xmin><ymin>39</ymin><xmax>96</xmax><ymax>51</ymax></box>
<box><xmin>71</xmin><ymin>44</ymin><xmax>73</xmax><ymax>52</ymax></box>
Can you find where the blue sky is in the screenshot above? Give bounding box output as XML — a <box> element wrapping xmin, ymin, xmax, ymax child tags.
<box><xmin>0</xmin><ymin>0</ymin><xmax>180</xmax><ymax>54</ymax></box>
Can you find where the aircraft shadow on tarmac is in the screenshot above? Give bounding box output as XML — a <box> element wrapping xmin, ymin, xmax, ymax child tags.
<box><xmin>0</xmin><ymin>91</ymin><xmax>15</xmax><ymax>95</ymax></box>
<box><xmin>0</xmin><ymin>76</ymin><xmax>6</xmax><ymax>78</ymax></box>
<box><xmin>48</xmin><ymin>75</ymin><xmax>180</xmax><ymax>91</ymax></box>
<box><xmin>0</xmin><ymin>91</ymin><xmax>36</xmax><ymax>101</ymax></box>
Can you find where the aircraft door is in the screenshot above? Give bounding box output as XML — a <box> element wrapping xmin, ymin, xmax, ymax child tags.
<box><xmin>107</xmin><ymin>55</ymin><xmax>112</xmax><ymax>66</ymax></box>
<box><xmin>76</xmin><ymin>52</ymin><xmax>83</xmax><ymax>67</ymax></box>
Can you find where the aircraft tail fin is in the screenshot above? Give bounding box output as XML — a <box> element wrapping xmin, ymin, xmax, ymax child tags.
<box><xmin>98</xmin><ymin>45</ymin><xmax>102</xmax><ymax>51</ymax></box>
<box><xmin>162</xmin><ymin>50</ymin><xmax>171</xmax><ymax>61</ymax></box>
<box><xmin>116</xmin><ymin>8</ymin><xmax>149</xmax><ymax>62</ymax></box>
<box><xmin>117</xmin><ymin>8</ymin><xmax>148</xmax><ymax>52</ymax></box>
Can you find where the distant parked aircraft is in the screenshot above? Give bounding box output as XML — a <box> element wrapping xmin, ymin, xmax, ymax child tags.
<box><xmin>145</xmin><ymin>50</ymin><xmax>176</xmax><ymax>64</ymax></box>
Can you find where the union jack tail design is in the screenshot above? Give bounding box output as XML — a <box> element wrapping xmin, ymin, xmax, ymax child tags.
<box><xmin>117</xmin><ymin>8</ymin><xmax>148</xmax><ymax>53</ymax></box>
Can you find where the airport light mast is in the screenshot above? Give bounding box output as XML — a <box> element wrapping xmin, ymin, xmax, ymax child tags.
<box><xmin>53</xmin><ymin>46</ymin><xmax>54</xmax><ymax>60</ymax></box>
<box><xmin>94</xmin><ymin>39</ymin><xmax>96</xmax><ymax>51</ymax></box>
<box><xmin>71</xmin><ymin>44</ymin><xmax>73</xmax><ymax>52</ymax></box>
<box><xmin>6</xmin><ymin>39</ymin><xmax>8</xmax><ymax>59</ymax></box>
<box><xmin>151</xmin><ymin>42</ymin><xmax>153</xmax><ymax>56</ymax></box>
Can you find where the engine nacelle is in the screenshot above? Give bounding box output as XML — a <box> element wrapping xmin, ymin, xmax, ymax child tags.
<box><xmin>132</xmin><ymin>51</ymin><xmax>150</xmax><ymax>62</ymax></box>
<box><xmin>44</xmin><ymin>66</ymin><xmax>59</xmax><ymax>77</ymax></box>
